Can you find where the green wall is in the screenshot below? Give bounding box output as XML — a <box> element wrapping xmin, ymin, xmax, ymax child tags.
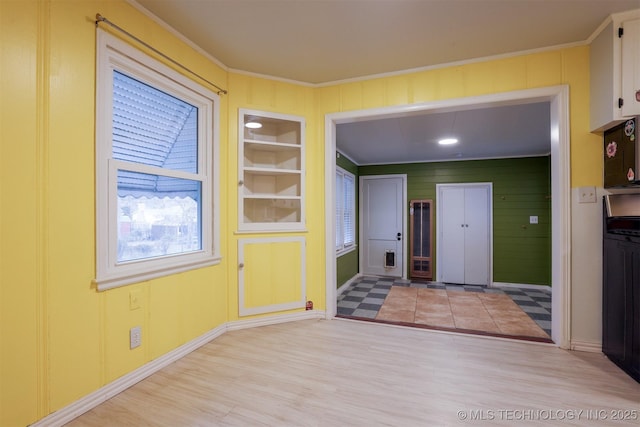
<box><xmin>359</xmin><ymin>156</ymin><xmax>551</xmax><ymax>285</ymax></box>
<box><xmin>336</xmin><ymin>152</ymin><xmax>360</xmax><ymax>288</ymax></box>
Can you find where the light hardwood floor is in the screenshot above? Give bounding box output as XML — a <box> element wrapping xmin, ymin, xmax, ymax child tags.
<box><xmin>66</xmin><ymin>319</ymin><xmax>640</xmax><ymax>426</ymax></box>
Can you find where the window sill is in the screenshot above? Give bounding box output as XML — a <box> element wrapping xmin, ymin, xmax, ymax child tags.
<box><xmin>94</xmin><ymin>256</ymin><xmax>222</xmax><ymax>291</ymax></box>
<box><xmin>336</xmin><ymin>245</ymin><xmax>357</xmax><ymax>257</ymax></box>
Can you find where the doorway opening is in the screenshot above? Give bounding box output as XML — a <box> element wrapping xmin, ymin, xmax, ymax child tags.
<box><xmin>325</xmin><ymin>86</ymin><xmax>570</xmax><ymax>348</ymax></box>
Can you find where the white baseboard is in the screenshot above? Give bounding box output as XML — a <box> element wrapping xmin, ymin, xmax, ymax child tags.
<box><xmin>226</xmin><ymin>310</ymin><xmax>325</xmax><ymax>331</ymax></box>
<box><xmin>570</xmin><ymin>339</ymin><xmax>602</xmax><ymax>353</ymax></box>
<box><xmin>492</xmin><ymin>282</ymin><xmax>551</xmax><ymax>291</ymax></box>
<box><xmin>336</xmin><ymin>273</ymin><xmax>361</xmax><ymax>296</ymax></box>
<box><xmin>30</xmin><ymin>310</ymin><xmax>324</xmax><ymax>427</ymax></box>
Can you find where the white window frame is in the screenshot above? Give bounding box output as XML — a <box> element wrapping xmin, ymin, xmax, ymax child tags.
<box><xmin>336</xmin><ymin>166</ymin><xmax>356</xmax><ymax>256</ymax></box>
<box><xmin>94</xmin><ymin>30</ymin><xmax>221</xmax><ymax>290</ymax></box>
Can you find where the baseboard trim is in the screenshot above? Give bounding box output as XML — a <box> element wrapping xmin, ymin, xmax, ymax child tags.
<box><xmin>570</xmin><ymin>339</ymin><xmax>602</xmax><ymax>353</ymax></box>
<box><xmin>226</xmin><ymin>310</ymin><xmax>325</xmax><ymax>331</ymax></box>
<box><xmin>30</xmin><ymin>311</ymin><xmax>324</xmax><ymax>427</ymax></box>
<box><xmin>337</xmin><ymin>273</ymin><xmax>361</xmax><ymax>296</ymax></box>
<box><xmin>492</xmin><ymin>282</ymin><xmax>551</xmax><ymax>291</ymax></box>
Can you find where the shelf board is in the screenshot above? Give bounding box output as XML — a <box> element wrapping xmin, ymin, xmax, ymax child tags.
<box><xmin>244</xmin><ymin>167</ymin><xmax>301</xmax><ymax>175</ymax></box>
<box><xmin>243</xmin><ymin>195</ymin><xmax>302</xmax><ymax>200</ymax></box>
<box><xmin>244</xmin><ymin>139</ymin><xmax>301</xmax><ymax>150</ymax></box>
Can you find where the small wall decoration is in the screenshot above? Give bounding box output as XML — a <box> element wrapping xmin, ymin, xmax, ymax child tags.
<box><xmin>628</xmin><ymin>168</ymin><xmax>635</xmax><ymax>181</ymax></box>
<box><xmin>606</xmin><ymin>141</ymin><xmax>618</xmax><ymax>158</ymax></box>
<box><xmin>624</xmin><ymin>119</ymin><xmax>635</xmax><ymax>141</ymax></box>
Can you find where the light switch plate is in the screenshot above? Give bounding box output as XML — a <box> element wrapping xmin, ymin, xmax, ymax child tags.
<box><xmin>529</xmin><ymin>216</ymin><xmax>538</xmax><ymax>224</ymax></box>
<box><xmin>578</xmin><ymin>186</ymin><xmax>597</xmax><ymax>203</ymax></box>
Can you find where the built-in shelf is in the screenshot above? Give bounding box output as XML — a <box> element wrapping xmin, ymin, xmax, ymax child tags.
<box><xmin>239</xmin><ymin>109</ymin><xmax>305</xmax><ymax>231</ymax></box>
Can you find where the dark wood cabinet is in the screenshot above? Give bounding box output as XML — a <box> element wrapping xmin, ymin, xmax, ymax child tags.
<box><xmin>603</xmin><ymin>233</ymin><xmax>640</xmax><ymax>382</ymax></box>
<box><xmin>603</xmin><ymin>118</ymin><xmax>637</xmax><ymax>188</ymax></box>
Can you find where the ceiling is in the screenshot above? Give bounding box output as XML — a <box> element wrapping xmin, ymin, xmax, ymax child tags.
<box><xmin>133</xmin><ymin>0</ymin><xmax>640</xmax><ymax>164</ymax></box>
<box><xmin>337</xmin><ymin>102</ymin><xmax>551</xmax><ymax>164</ymax></box>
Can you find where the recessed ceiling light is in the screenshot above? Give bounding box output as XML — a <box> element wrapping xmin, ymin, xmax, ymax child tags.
<box><xmin>245</xmin><ymin>121</ymin><xmax>262</xmax><ymax>129</ymax></box>
<box><xmin>438</xmin><ymin>138</ymin><xmax>458</xmax><ymax>145</ymax></box>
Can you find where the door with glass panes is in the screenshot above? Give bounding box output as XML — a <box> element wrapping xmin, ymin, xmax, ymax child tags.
<box><xmin>410</xmin><ymin>200</ymin><xmax>433</xmax><ymax>280</ymax></box>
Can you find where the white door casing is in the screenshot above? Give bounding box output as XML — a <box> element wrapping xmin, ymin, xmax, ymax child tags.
<box><xmin>360</xmin><ymin>175</ymin><xmax>406</xmax><ymax>278</ymax></box>
<box><xmin>325</xmin><ymin>85</ymin><xmax>570</xmax><ymax>348</ymax></box>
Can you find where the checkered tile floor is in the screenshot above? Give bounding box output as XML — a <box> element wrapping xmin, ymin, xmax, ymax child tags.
<box><xmin>337</xmin><ymin>277</ymin><xmax>552</xmax><ymax>337</ymax></box>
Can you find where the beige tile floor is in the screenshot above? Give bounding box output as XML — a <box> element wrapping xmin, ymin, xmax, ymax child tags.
<box><xmin>376</xmin><ymin>286</ymin><xmax>550</xmax><ymax>340</ymax></box>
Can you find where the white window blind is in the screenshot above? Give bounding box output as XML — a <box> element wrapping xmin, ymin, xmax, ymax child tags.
<box><xmin>336</xmin><ymin>171</ymin><xmax>344</xmax><ymax>250</ymax></box>
<box><xmin>336</xmin><ymin>166</ymin><xmax>356</xmax><ymax>254</ymax></box>
<box><xmin>343</xmin><ymin>173</ymin><xmax>355</xmax><ymax>247</ymax></box>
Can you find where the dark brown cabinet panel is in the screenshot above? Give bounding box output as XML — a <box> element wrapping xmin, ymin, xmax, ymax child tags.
<box><xmin>603</xmin><ymin>233</ymin><xmax>640</xmax><ymax>382</ymax></box>
<box><xmin>604</xmin><ymin>118</ymin><xmax>637</xmax><ymax>188</ymax></box>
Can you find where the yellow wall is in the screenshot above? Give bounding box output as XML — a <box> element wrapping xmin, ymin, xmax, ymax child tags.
<box><xmin>317</xmin><ymin>48</ymin><xmax>602</xmax><ymax>187</ymax></box>
<box><xmin>0</xmin><ymin>1</ymin><xmax>604</xmax><ymax>426</ymax></box>
<box><xmin>1</xmin><ymin>2</ymin><xmax>231</xmax><ymax>425</ymax></box>
<box><xmin>225</xmin><ymin>73</ymin><xmax>324</xmax><ymax>321</ymax></box>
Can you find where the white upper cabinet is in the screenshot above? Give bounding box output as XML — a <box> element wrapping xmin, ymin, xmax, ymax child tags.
<box><xmin>238</xmin><ymin>109</ymin><xmax>305</xmax><ymax>232</ymax></box>
<box><xmin>590</xmin><ymin>10</ymin><xmax>640</xmax><ymax>132</ymax></box>
<box><xmin>621</xmin><ymin>19</ymin><xmax>640</xmax><ymax>119</ymax></box>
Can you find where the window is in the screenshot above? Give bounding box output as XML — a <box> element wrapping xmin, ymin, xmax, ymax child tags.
<box><xmin>336</xmin><ymin>166</ymin><xmax>356</xmax><ymax>255</ymax></box>
<box><xmin>95</xmin><ymin>30</ymin><xmax>220</xmax><ymax>290</ymax></box>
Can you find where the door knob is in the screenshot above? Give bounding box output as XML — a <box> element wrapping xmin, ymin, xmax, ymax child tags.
<box><xmin>397</xmin><ymin>232</ymin><xmax>402</xmax><ymax>241</ymax></box>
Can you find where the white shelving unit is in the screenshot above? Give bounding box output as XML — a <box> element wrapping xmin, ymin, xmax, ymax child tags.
<box><xmin>238</xmin><ymin>109</ymin><xmax>305</xmax><ymax>231</ymax></box>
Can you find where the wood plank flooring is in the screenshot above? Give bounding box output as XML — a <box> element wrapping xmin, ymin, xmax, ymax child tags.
<box><xmin>65</xmin><ymin>319</ymin><xmax>640</xmax><ymax>426</ymax></box>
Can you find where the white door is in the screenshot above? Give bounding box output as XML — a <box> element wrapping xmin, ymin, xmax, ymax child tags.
<box><xmin>361</xmin><ymin>176</ymin><xmax>405</xmax><ymax>277</ymax></box>
<box><xmin>440</xmin><ymin>187</ymin><xmax>466</xmax><ymax>284</ymax></box>
<box><xmin>438</xmin><ymin>184</ymin><xmax>491</xmax><ymax>285</ymax></box>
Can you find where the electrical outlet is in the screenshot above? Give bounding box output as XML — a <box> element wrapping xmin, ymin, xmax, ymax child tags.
<box><xmin>529</xmin><ymin>216</ymin><xmax>538</xmax><ymax>224</ymax></box>
<box><xmin>130</xmin><ymin>326</ymin><xmax>141</xmax><ymax>349</ymax></box>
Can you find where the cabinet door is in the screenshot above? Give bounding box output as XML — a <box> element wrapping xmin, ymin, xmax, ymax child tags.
<box><xmin>630</xmin><ymin>246</ymin><xmax>640</xmax><ymax>380</ymax></box>
<box><xmin>603</xmin><ymin>119</ymin><xmax>636</xmax><ymax>188</ymax></box>
<box><xmin>602</xmin><ymin>238</ymin><xmax>631</xmax><ymax>366</ymax></box>
<box><xmin>622</xmin><ymin>19</ymin><xmax>640</xmax><ymax>118</ymax></box>
<box><xmin>238</xmin><ymin>237</ymin><xmax>306</xmax><ymax>316</ymax></box>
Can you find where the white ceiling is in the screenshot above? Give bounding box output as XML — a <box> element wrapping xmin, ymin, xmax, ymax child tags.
<box><xmin>132</xmin><ymin>0</ymin><xmax>640</xmax><ymax>164</ymax></box>
<box><xmin>337</xmin><ymin>102</ymin><xmax>551</xmax><ymax>164</ymax></box>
